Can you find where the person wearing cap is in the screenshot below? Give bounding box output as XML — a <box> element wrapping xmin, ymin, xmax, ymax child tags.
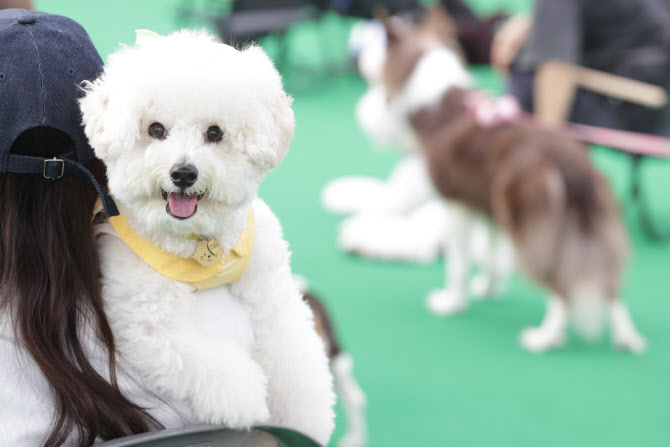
<box><xmin>0</xmin><ymin>9</ymin><xmax>184</xmax><ymax>447</ymax></box>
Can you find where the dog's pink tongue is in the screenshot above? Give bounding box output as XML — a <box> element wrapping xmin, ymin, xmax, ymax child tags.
<box><xmin>168</xmin><ymin>192</ymin><xmax>198</xmax><ymax>217</ymax></box>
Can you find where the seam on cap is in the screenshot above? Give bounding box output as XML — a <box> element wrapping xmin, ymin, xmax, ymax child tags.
<box><xmin>0</xmin><ymin>22</ymin><xmax>26</xmax><ymax>172</ymax></box>
<box><xmin>0</xmin><ymin>22</ymin><xmax>18</xmax><ymax>34</ymax></box>
<box><xmin>42</xmin><ymin>22</ymin><xmax>85</xmax><ymax>52</ymax></box>
<box><xmin>26</xmin><ymin>26</ymin><xmax>46</xmax><ymax>125</ymax></box>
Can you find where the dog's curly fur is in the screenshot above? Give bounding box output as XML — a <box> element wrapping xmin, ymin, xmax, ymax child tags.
<box><xmin>80</xmin><ymin>30</ymin><xmax>335</xmax><ymax>443</ymax></box>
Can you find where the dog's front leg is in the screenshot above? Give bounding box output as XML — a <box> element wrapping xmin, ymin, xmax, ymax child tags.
<box><xmin>230</xmin><ymin>201</ymin><xmax>335</xmax><ymax>444</ymax></box>
<box><xmin>99</xmin><ymin>246</ymin><xmax>270</xmax><ymax>429</ymax></box>
<box><xmin>381</xmin><ymin>154</ymin><xmax>436</xmax><ymax>214</ymax></box>
<box><xmin>237</xmin><ymin>267</ymin><xmax>335</xmax><ymax>445</ymax></box>
<box><xmin>426</xmin><ymin>203</ymin><xmax>474</xmax><ymax>315</ymax></box>
<box><xmin>232</xmin><ymin>274</ymin><xmax>333</xmax><ymax>441</ymax></box>
<box><xmin>469</xmin><ymin>220</ymin><xmax>512</xmax><ymax>299</ymax></box>
<box><xmin>109</xmin><ymin>298</ymin><xmax>270</xmax><ymax>427</ymax></box>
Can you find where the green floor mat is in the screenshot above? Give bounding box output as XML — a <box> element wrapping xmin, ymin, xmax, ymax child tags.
<box><xmin>32</xmin><ymin>1</ymin><xmax>670</xmax><ymax>445</ymax></box>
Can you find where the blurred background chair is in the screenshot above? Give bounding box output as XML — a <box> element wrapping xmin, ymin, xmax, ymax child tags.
<box><xmin>214</xmin><ymin>0</ymin><xmax>329</xmax><ymax>45</ymax></box>
<box><xmin>176</xmin><ymin>0</ymin><xmax>331</xmax><ymax>71</ymax></box>
<box><xmin>216</xmin><ymin>0</ymin><xmax>328</xmax><ymax>70</ymax></box>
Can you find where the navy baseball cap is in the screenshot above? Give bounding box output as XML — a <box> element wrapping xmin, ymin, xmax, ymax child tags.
<box><xmin>0</xmin><ymin>9</ymin><xmax>118</xmax><ymax>216</ymax></box>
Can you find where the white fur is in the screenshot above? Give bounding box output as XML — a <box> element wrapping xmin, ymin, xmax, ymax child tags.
<box><xmin>322</xmin><ymin>151</ymin><xmax>446</xmax><ymax>263</ymax></box>
<box><xmin>569</xmin><ymin>283</ymin><xmax>607</xmax><ymax>342</ymax></box>
<box><xmin>357</xmin><ymin>83</ymin><xmax>424</xmax><ymax>154</ymax></box>
<box><xmin>332</xmin><ymin>353</ymin><xmax>367</xmax><ymax>447</ymax></box>
<box><xmin>426</xmin><ymin>203</ymin><xmax>474</xmax><ymax>315</ymax></box>
<box><xmin>520</xmin><ymin>296</ymin><xmax>568</xmax><ymax>353</ymax></box>
<box><xmin>348</xmin><ymin>20</ymin><xmax>387</xmax><ymax>83</ymax></box>
<box><xmin>609</xmin><ymin>301</ymin><xmax>647</xmax><ymax>353</ymax></box>
<box><xmin>338</xmin><ymin>201</ymin><xmax>449</xmax><ymax>263</ymax></box>
<box><xmin>81</xmin><ymin>30</ymin><xmax>295</xmax><ymax>257</ymax></box>
<box><xmin>425</xmin><ymin>205</ymin><xmax>513</xmax><ymax>312</ymax></box>
<box><xmin>322</xmin><ymin>154</ymin><xmax>434</xmax><ymax>215</ymax></box>
<box><xmin>81</xmin><ymin>30</ymin><xmax>334</xmax><ymax>443</ymax></box>
<box><xmin>356</xmin><ymin>84</ymin><xmax>420</xmax><ymax>152</ymax></box>
<box><xmin>394</xmin><ymin>47</ymin><xmax>473</xmax><ymax>114</ymax></box>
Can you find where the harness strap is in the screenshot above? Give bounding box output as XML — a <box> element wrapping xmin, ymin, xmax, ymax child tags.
<box><xmin>464</xmin><ymin>91</ymin><xmax>670</xmax><ymax>158</ymax></box>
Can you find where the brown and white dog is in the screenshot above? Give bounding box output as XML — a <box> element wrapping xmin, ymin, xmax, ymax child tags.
<box><xmin>296</xmin><ymin>280</ymin><xmax>367</xmax><ymax>447</ymax></box>
<box><xmin>378</xmin><ymin>6</ymin><xmax>646</xmax><ymax>353</ymax></box>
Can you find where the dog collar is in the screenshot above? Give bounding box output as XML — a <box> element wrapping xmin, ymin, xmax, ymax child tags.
<box><xmin>95</xmin><ymin>200</ymin><xmax>255</xmax><ymax>292</ymax></box>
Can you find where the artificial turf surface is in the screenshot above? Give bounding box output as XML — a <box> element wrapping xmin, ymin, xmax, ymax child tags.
<box><xmin>34</xmin><ymin>1</ymin><xmax>670</xmax><ymax>445</ymax></box>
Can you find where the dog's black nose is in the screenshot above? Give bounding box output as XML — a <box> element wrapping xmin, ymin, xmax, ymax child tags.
<box><xmin>170</xmin><ymin>163</ymin><xmax>198</xmax><ymax>188</ymax></box>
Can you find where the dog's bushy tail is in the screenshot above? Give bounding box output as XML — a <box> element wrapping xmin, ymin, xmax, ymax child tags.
<box><xmin>493</xmin><ymin>163</ymin><xmax>566</xmax><ymax>287</ymax></box>
<box><xmin>569</xmin><ymin>283</ymin><xmax>607</xmax><ymax>341</ymax></box>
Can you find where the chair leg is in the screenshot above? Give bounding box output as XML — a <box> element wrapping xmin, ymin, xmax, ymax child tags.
<box><xmin>630</xmin><ymin>154</ymin><xmax>670</xmax><ymax>242</ymax></box>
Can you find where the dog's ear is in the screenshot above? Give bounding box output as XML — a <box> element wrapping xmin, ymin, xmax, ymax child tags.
<box><xmin>377</xmin><ymin>9</ymin><xmax>401</xmax><ymax>47</ymax></box>
<box><xmin>80</xmin><ymin>77</ymin><xmax>140</xmax><ymax>161</ymax></box>
<box><xmin>235</xmin><ymin>45</ymin><xmax>294</xmax><ymax>170</ymax></box>
<box><xmin>423</xmin><ymin>4</ymin><xmax>458</xmax><ymax>40</ymax></box>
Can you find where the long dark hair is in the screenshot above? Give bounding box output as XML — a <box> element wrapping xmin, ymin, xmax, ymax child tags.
<box><xmin>0</xmin><ymin>127</ymin><xmax>162</xmax><ymax>447</ymax></box>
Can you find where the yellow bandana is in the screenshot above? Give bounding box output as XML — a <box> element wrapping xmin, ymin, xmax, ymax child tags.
<box><xmin>102</xmin><ymin>208</ymin><xmax>255</xmax><ymax>292</ymax></box>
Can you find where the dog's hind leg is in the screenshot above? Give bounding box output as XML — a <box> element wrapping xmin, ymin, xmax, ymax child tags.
<box><xmin>609</xmin><ymin>300</ymin><xmax>647</xmax><ymax>353</ymax></box>
<box><xmin>519</xmin><ymin>295</ymin><xmax>568</xmax><ymax>353</ymax></box>
<box><xmin>426</xmin><ymin>203</ymin><xmax>474</xmax><ymax>316</ymax></box>
<box><xmin>469</xmin><ymin>221</ymin><xmax>512</xmax><ymax>300</ymax></box>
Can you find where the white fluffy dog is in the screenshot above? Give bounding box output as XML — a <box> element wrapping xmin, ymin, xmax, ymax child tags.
<box><xmin>80</xmin><ymin>30</ymin><xmax>334</xmax><ymax>444</ymax></box>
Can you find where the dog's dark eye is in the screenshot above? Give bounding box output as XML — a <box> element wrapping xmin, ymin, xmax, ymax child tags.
<box><xmin>148</xmin><ymin>122</ymin><xmax>167</xmax><ymax>139</ymax></box>
<box><xmin>205</xmin><ymin>126</ymin><xmax>224</xmax><ymax>143</ymax></box>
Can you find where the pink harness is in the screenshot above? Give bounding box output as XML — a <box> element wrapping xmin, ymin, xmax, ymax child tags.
<box><xmin>463</xmin><ymin>91</ymin><xmax>670</xmax><ymax>158</ymax></box>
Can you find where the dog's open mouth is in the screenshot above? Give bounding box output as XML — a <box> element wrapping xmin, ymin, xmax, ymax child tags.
<box><xmin>161</xmin><ymin>190</ymin><xmax>205</xmax><ymax>220</ymax></box>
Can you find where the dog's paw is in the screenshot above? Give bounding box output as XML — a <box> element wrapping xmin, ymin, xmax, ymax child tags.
<box><xmin>613</xmin><ymin>329</ymin><xmax>647</xmax><ymax>354</ymax></box>
<box><xmin>425</xmin><ymin>289</ymin><xmax>467</xmax><ymax>316</ymax></box>
<box><xmin>190</xmin><ymin>354</ymin><xmax>270</xmax><ymax>428</ymax></box>
<box><xmin>519</xmin><ymin>327</ymin><xmax>565</xmax><ymax>353</ymax></box>
<box><xmin>468</xmin><ymin>273</ymin><xmax>504</xmax><ymax>300</ymax></box>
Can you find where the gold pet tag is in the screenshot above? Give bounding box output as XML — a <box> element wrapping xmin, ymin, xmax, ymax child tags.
<box><xmin>192</xmin><ymin>238</ymin><xmax>224</xmax><ymax>267</ymax></box>
<box><xmin>207</xmin><ymin>239</ymin><xmax>223</xmax><ymax>255</ymax></box>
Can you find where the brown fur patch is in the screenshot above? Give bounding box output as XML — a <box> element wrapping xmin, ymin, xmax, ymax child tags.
<box><xmin>303</xmin><ymin>292</ymin><xmax>341</xmax><ymax>358</ymax></box>
<box><xmin>409</xmin><ymin>88</ymin><xmax>627</xmax><ymax>297</ymax></box>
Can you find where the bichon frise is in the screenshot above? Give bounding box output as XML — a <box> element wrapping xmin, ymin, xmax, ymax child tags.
<box><xmin>80</xmin><ymin>29</ymin><xmax>335</xmax><ymax>443</ymax></box>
